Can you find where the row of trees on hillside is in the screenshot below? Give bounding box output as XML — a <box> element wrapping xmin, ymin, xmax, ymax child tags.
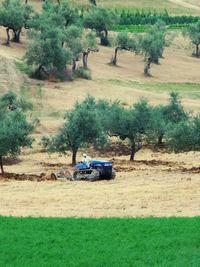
<box><xmin>0</xmin><ymin>90</ymin><xmax>200</xmax><ymax>174</ymax></box>
<box><xmin>42</xmin><ymin>93</ymin><xmax>200</xmax><ymax>165</ymax></box>
<box><xmin>0</xmin><ymin>0</ymin><xmax>199</xmax><ymax>79</ymax></box>
<box><xmin>111</xmin><ymin>21</ymin><xmax>167</xmax><ymax>75</ymax></box>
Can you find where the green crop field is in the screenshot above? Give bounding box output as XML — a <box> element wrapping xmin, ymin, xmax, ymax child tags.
<box><xmin>115</xmin><ymin>24</ymin><xmax>190</xmax><ymax>33</ymax></box>
<box><xmin>1</xmin><ymin>216</ymin><xmax>200</xmax><ymax>267</ymax></box>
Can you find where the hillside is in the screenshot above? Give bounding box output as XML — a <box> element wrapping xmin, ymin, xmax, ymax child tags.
<box><xmin>0</xmin><ymin>0</ymin><xmax>200</xmax><ymax>218</ymax></box>
<box><xmin>70</xmin><ymin>0</ymin><xmax>200</xmax><ymax>14</ymax></box>
<box><xmin>25</xmin><ymin>0</ymin><xmax>200</xmax><ymax>14</ymax></box>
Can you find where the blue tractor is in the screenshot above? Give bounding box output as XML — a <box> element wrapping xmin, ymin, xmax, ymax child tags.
<box><xmin>51</xmin><ymin>159</ymin><xmax>116</xmax><ymax>182</ymax></box>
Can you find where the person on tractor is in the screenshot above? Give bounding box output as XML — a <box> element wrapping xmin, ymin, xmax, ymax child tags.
<box><xmin>82</xmin><ymin>153</ymin><xmax>91</xmax><ymax>168</ymax></box>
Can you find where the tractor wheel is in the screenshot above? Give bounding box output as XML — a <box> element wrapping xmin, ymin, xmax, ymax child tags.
<box><xmin>73</xmin><ymin>171</ymin><xmax>78</xmax><ymax>180</ymax></box>
<box><xmin>88</xmin><ymin>170</ymin><xmax>100</xmax><ymax>182</ymax></box>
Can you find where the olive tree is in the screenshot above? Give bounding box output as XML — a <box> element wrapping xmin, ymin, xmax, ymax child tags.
<box><xmin>0</xmin><ymin>0</ymin><xmax>33</xmax><ymax>45</ymax></box>
<box><xmin>25</xmin><ymin>28</ymin><xmax>72</xmax><ymax>79</ymax></box>
<box><xmin>162</xmin><ymin>92</ymin><xmax>188</xmax><ymax>124</ymax></box>
<box><xmin>139</xmin><ymin>21</ymin><xmax>167</xmax><ymax>76</ymax></box>
<box><xmin>188</xmin><ymin>20</ymin><xmax>200</xmax><ymax>57</ymax></box>
<box><xmin>65</xmin><ymin>26</ymin><xmax>98</xmax><ymax>71</ymax></box>
<box><xmin>166</xmin><ymin>116</ymin><xmax>200</xmax><ymax>152</ymax></box>
<box><xmin>25</xmin><ymin>1</ymin><xmax>78</xmax><ymax>78</ymax></box>
<box><xmin>42</xmin><ymin>96</ymin><xmax>106</xmax><ymax>165</ymax></box>
<box><xmin>83</xmin><ymin>8</ymin><xmax>117</xmax><ymax>46</ymax></box>
<box><xmin>148</xmin><ymin>92</ymin><xmax>188</xmax><ymax>146</ymax></box>
<box><xmin>82</xmin><ymin>31</ymin><xmax>98</xmax><ymax>69</ymax></box>
<box><xmin>111</xmin><ymin>32</ymin><xmax>138</xmax><ymax>65</ymax></box>
<box><xmin>0</xmin><ymin>92</ymin><xmax>33</xmax><ymax>175</ymax></box>
<box><xmin>106</xmin><ymin>99</ymin><xmax>151</xmax><ymax>161</ymax></box>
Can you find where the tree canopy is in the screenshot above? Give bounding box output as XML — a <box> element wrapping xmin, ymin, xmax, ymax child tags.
<box><xmin>42</xmin><ymin>96</ymin><xmax>106</xmax><ymax>165</ymax></box>
<box><xmin>25</xmin><ymin>1</ymin><xmax>98</xmax><ymax>79</ymax></box>
<box><xmin>0</xmin><ymin>92</ymin><xmax>33</xmax><ymax>175</ymax></box>
<box><xmin>139</xmin><ymin>20</ymin><xmax>167</xmax><ymax>75</ymax></box>
<box><xmin>166</xmin><ymin>116</ymin><xmax>200</xmax><ymax>152</ymax></box>
<box><xmin>111</xmin><ymin>32</ymin><xmax>138</xmax><ymax>65</ymax></box>
<box><xmin>83</xmin><ymin>8</ymin><xmax>118</xmax><ymax>46</ymax></box>
<box><xmin>0</xmin><ymin>0</ymin><xmax>33</xmax><ymax>45</ymax></box>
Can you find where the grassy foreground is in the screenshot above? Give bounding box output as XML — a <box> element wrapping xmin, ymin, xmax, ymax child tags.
<box><xmin>1</xmin><ymin>217</ymin><xmax>200</xmax><ymax>267</ymax></box>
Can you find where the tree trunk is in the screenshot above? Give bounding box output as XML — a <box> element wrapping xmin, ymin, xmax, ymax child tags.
<box><xmin>100</xmin><ymin>29</ymin><xmax>109</xmax><ymax>46</ymax></box>
<box><xmin>104</xmin><ymin>29</ymin><xmax>108</xmax><ymax>38</ymax></box>
<box><xmin>72</xmin><ymin>149</ymin><xmax>77</xmax><ymax>165</ymax></box>
<box><xmin>82</xmin><ymin>52</ymin><xmax>89</xmax><ymax>69</ymax></box>
<box><xmin>6</xmin><ymin>28</ymin><xmax>10</xmax><ymax>46</ymax></box>
<box><xmin>72</xmin><ymin>59</ymin><xmax>77</xmax><ymax>71</ymax></box>
<box><xmin>90</xmin><ymin>0</ymin><xmax>97</xmax><ymax>5</ymax></box>
<box><xmin>112</xmin><ymin>47</ymin><xmax>118</xmax><ymax>65</ymax></box>
<box><xmin>0</xmin><ymin>157</ymin><xmax>4</xmax><ymax>176</ymax></box>
<box><xmin>130</xmin><ymin>141</ymin><xmax>142</xmax><ymax>161</ymax></box>
<box><xmin>196</xmin><ymin>44</ymin><xmax>199</xmax><ymax>57</ymax></box>
<box><xmin>25</xmin><ymin>0</ymin><xmax>28</xmax><ymax>4</ymax></box>
<box><xmin>158</xmin><ymin>134</ymin><xmax>164</xmax><ymax>146</ymax></box>
<box><xmin>130</xmin><ymin>142</ymin><xmax>135</xmax><ymax>161</ymax></box>
<box><xmin>144</xmin><ymin>57</ymin><xmax>152</xmax><ymax>76</ymax></box>
<box><xmin>12</xmin><ymin>29</ymin><xmax>21</xmax><ymax>43</ymax></box>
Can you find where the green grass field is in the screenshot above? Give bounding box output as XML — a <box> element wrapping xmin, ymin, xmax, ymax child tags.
<box><xmin>103</xmin><ymin>80</ymin><xmax>200</xmax><ymax>100</ymax></box>
<box><xmin>115</xmin><ymin>24</ymin><xmax>190</xmax><ymax>33</ymax></box>
<box><xmin>1</xmin><ymin>216</ymin><xmax>200</xmax><ymax>267</ymax></box>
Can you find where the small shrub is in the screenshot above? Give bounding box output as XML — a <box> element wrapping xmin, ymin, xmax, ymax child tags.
<box><xmin>15</xmin><ymin>61</ymin><xmax>33</xmax><ymax>76</ymax></box>
<box><xmin>74</xmin><ymin>67</ymin><xmax>92</xmax><ymax>80</ymax></box>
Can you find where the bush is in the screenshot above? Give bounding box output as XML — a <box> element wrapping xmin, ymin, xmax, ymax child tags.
<box><xmin>15</xmin><ymin>61</ymin><xmax>33</xmax><ymax>76</ymax></box>
<box><xmin>74</xmin><ymin>67</ymin><xmax>92</xmax><ymax>80</ymax></box>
